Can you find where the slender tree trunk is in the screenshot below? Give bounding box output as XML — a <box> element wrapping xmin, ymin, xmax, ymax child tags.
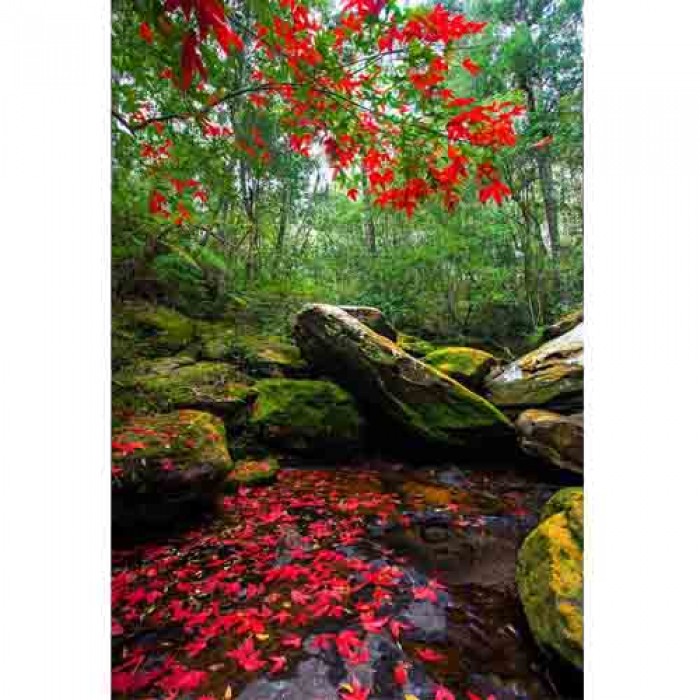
<box><xmin>522</xmin><ymin>79</ymin><xmax>562</xmax><ymax>311</ymax></box>
<box><xmin>534</xmin><ymin>150</ymin><xmax>561</xmax><ymax>296</ymax></box>
<box><xmin>361</xmin><ymin>173</ymin><xmax>377</xmax><ymax>255</ymax></box>
<box><xmin>275</xmin><ymin>184</ymin><xmax>290</xmax><ymax>259</ymax></box>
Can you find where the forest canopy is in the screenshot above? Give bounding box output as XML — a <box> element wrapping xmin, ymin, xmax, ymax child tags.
<box><xmin>112</xmin><ymin>0</ymin><xmax>582</xmax><ymax>349</ymax></box>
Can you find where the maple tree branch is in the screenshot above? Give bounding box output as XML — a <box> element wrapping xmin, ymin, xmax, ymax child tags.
<box><xmin>119</xmin><ymin>83</ymin><xmax>298</xmax><ymax>132</ymax></box>
<box><xmin>112</xmin><ymin>109</ymin><xmax>136</xmax><ymax>135</ymax></box>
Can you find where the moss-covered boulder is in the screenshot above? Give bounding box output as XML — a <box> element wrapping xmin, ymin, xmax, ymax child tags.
<box><xmin>516</xmin><ymin>409</ymin><xmax>583</xmax><ymax>474</ymax></box>
<box><xmin>293</xmin><ymin>304</ymin><xmax>513</xmax><ymax>452</ymax></box>
<box><xmin>112</xmin><ymin>410</ymin><xmax>233</xmax><ymax>534</ymax></box>
<box><xmin>486</xmin><ymin>323</ymin><xmax>583</xmax><ymax>411</ymax></box>
<box><xmin>244</xmin><ymin>378</ymin><xmax>364</xmax><ymax>454</ymax></box>
<box><xmin>225</xmin><ymin>456</ymin><xmax>280</xmax><ymax>490</ymax></box>
<box><xmin>112</xmin><ymin>301</ymin><xmax>197</xmax><ymax>367</ymax></box>
<box><xmin>517</xmin><ymin>487</ymin><xmax>583</xmax><ymax>669</ymax></box>
<box><xmin>396</xmin><ymin>333</ymin><xmax>438</xmax><ymax>358</ymax></box>
<box><xmin>423</xmin><ymin>346</ymin><xmax>498</xmax><ymax>389</ymax></box>
<box><xmin>198</xmin><ymin>320</ymin><xmax>307</xmax><ymax>377</ymax></box>
<box><xmin>113</xmin><ymin>358</ymin><xmax>254</xmax><ymax>416</ymax></box>
<box><xmin>340</xmin><ymin>306</ymin><xmax>398</xmax><ymax>341</ymax></box>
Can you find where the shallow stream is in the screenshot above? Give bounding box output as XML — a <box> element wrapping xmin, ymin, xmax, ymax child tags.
<box><xmin>112</xmin><ymin>460</ymin><xmax>582</xmax><ymax>700</ymax></box>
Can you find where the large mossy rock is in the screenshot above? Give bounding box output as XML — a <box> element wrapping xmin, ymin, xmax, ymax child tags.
<box><xmin>198</xmin><ymin>320</ymin><xmax>307</xmax><ymax>377</ymax></box>
<box><xmin>244</xmin><ymin>378</ymin><xmax>364</xmax><ymax>455</ymax></box>
<box><xmin>423</xmin><ymin>346</ymin><xmax>498</xmax><ymax>389</ymax></box>
<box><xmin>486</xmin><ymin>323</ymin><xmax>583</xmax><ymax>411</ymax></box>
<box><xmin>113</xmin><ymin>358</ymin><xmax>255</xmax><ymax>416</ymax></box>
<box><xmin>112</xmin><ymin>410</ymin><xmax>233</xmax><ymax>534</ymax></box>
<box><xmin>339</xmin><ymin>306</ymin><xmax>398</xmax><ymax>341</ymax></box>
<box><xmin>517</xmin><ymin>487</ymin><xmax>583</xmax><ymax>669</ymax></box>
<box><xmin>516</xmin><ymin>409</ymin><xmax>583</xmax><ymax>474</ymax></box>
<box><xmin>112</xmin><ymin>301</ymin><xmax>197</xmax><ymax>367</ymax></box>
<box><xmin>293</xmin><ymin>304</ymin><xmax>513</xmax><ymax>452</ymax></box>
<box><xmin>396</xmin><ymin>333</ymin><xmax>438</xmax><ymax>358</ymax></box>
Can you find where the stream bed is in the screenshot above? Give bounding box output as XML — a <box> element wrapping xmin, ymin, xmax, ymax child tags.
<box><xmin>112</xmin><ymin>461</ymin><xmax>583</xmax><ymax>700</ymax></box>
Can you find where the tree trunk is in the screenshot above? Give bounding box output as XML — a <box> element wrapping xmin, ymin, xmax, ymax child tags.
<box><xmin>522</xmin><ymin>78</ymin><xmax>561</xmax><ymax>311</ymax></box>
<box><xmin>361</xmin><ymin>174</ymin><xmax>377</xmax><ymax>255</ymax></box>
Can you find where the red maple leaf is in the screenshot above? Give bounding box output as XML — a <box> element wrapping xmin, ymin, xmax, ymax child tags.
<box><xmin>413</xmin><ymin>585</ymin><xmax>438</xmax><ymax>602</ymax></box>
<box><xmin>139</xmin><ymin>22</ymin><xmax>154</xmax><ymax>43</ymax></box>
<box><xmin>415</xmin><ymin>647</ymin><xmax>447</xmax><ymax>663</ymax></box>
<box><xmin>158</xmin><ymin>666</ymin><xmax>208</xmax><ymax>693</ymax></box>
<box><xmin>339</xmin><ymin>677</ymin><xmax>371</xmax><ymax>700</ymax></box>
<box><xmin>389</xmin><ymin>619</ymin><xmax>411</xmax><ymax>639</ymax></box>
<box><xmin>226</xmin><ymin>637</ymin><xmax>266</xmax><ymax>672</ymax></box>
<box><xmin>394</xmin><ymin>661</ymin><xmax>409</xmax><ymax>686</ymax></box>
<box><xmin>269</xmin><ymin>655</ymin><xmax>287</xmax><ymax>673</ymax></box>
<box><xmin>281</xmin><ymin>633</ymin><xmax>303</xmax><ymax>649</ymax></box>
<box><xmin>462</xmin><ymin>57</ymin><xmax>480</xmax><ymax>76</ymax></box>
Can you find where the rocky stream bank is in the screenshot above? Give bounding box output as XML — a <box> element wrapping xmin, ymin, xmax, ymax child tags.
<box><xmin>112</xmin><ymin>302</ymin><xmax>584</xmax><ymax>700</ymax></box>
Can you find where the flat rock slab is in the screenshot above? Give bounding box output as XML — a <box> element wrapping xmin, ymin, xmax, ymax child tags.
<box><xmin>486</xmin><ymin>323</ymin><xmax>583</xmax><ymax>411</ymax></box>
<box><xmin>339</xmin><ymin>305</ymin><xmax>398</xmax><ymax>341</ymax></box>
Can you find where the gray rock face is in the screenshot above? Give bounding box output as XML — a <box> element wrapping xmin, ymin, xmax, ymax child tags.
<box><xmin>402</xmin><ymin>600</ymin><xmax>448</xmax><ymax>643</ymax></box>
<box><xmin>339</xmin><ymin>305</ymin><xmax>399</xmax><ymax>342</ymax></box>
<box><xmin>516</xmin><ymin>409</ymin><xmax>583</xmax><ymax>473</ymax></box>
<box><xmin>236</xmin><ymin>658</ymin><xmax>339</xmax><ymax>700</ymax></box>
<box><xmin>486</xmin><ymin>323</ymin><xmax>583</xmax><ymax>411</ymax></box>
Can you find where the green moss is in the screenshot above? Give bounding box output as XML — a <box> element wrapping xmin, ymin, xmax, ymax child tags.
<box><xmin>397</xmin><ymin>333</ymin><xmax>438</xmax><ymax>358</ymax></box>
<box><xmin>540</xmin><ymin>487</ymin><xmax>583</xmax><ymax>543</ymax></box>
<box><xmin>198</xmin><ymin>320</ymin><xmax>306</xmax><ymax>376</ymax></box>
<box><xmin>423</xmin><ymin>346</ymin><xmax>497</xmax><ymax>387</ymax></box>
<box><xmin>112</xmin><ymin>409</ymin><xmax>232</xmax><ymax>475</ymax></box>
<box><xmin>225</xmin><ymin>456</ymin><xmax>280</xmax><ymax>490</ymax></box>
<box><xmin>113</xmin><ymin>302</ymin><xmax>196</xmax><ymax>365</ymax></box>
<box><xmin>517</xmin><ymin>487</ymin><xmax>584</xmax><ymax>669</ymax></box>
<box><xmin>401</xmin><ymin>378</ymin><xmax>512</xmax><ymax>443</ymax></box>
<box><xmin>249</xmin><ymin>378</ymin><xmax>363</xmax><ymax>452</ymax></box>
<box><xmin>113</xmin><ymin>360</ymin><xmax>254</xmax><ymax>415</ymax></box>
<box><xmin>197</xmin><ymin>321</ymin><xmax>240</xmax><ymax>361</ymax></box>
<box><xmin>294</xmin><ymin>304</ymin><xmax>513</xmax><ymax>450</ymax></box>
<box><xmin>489</xmin><ymin>364</ymin><xmax>583</xmax><ymax>407</ymax></box>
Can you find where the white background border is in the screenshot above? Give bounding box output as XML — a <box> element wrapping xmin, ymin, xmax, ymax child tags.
<box><xmin>2</xmin><ymin>0</ymin><xmax>699</xmax><ymax>698</ymax></box>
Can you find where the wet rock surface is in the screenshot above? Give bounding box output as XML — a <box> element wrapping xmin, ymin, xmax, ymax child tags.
<box><xmin>486</xmin><ymin>324</ymin><xmax>583</xmax><ymax>413</ymax></box>
<box><xmin>112</xmin><ymin>463</ymin><xmax>582</xmax><ymax>699</ymax></box>
<box><xmin>516</xmin><ymin>410</ymin><xmax>583</xmax><ymax>474</ymax></box>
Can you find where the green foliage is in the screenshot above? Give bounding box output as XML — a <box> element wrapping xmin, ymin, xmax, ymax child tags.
<box><xmin>112</xmin><ymin>0</ymin><xmax>582</xmax><ymax>349</ymax></box>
